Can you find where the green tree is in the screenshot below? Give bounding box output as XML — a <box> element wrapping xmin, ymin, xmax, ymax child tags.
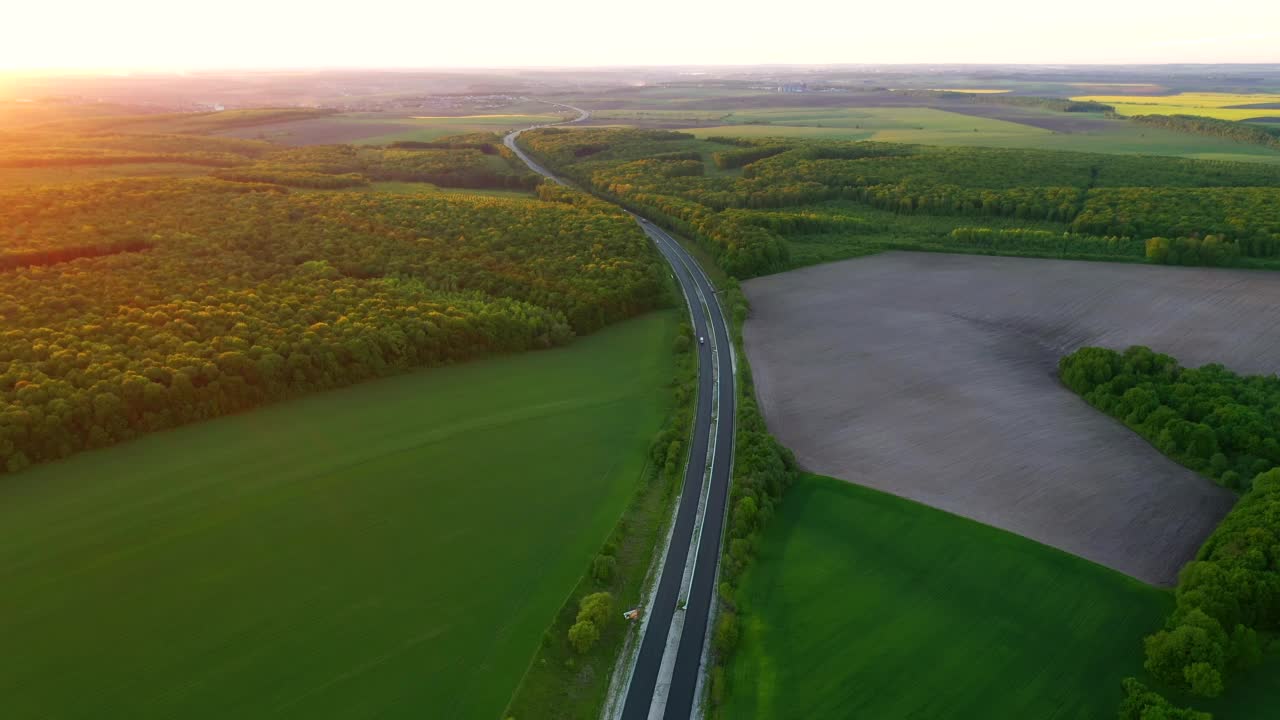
<box><xmin>1143</xmin><ymin>608</ymin><xmax>1228</xmax><ymax>693</ymax></box>
<box><xmin>567</xmin><ymin>620</ymin><xmax>599</xmax><ymax>654</ymax></box>
<box><xmin>577</xmin><ymin>591</ymin><xmax>613</xmax><ymax>630</ymax></box>
<box><xmin>1184</xmin><ymin>662</ymin><xmax>1224</xmax><ymax>697</ymax></box>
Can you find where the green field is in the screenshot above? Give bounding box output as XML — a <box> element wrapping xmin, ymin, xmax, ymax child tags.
<box><xmin>722</xmin><ymin>474</ymin><xmax>1171</xmax><ymax>719</ymax></box>
<box><xmin>685</xmin><ymin>107</ymin><xmax>1280</xmax><ymax>163</ymax></box>
<box><xmin>0</xmin><ymin>311</ymin><xmax>677</xmax><ymax>720</ymax></box>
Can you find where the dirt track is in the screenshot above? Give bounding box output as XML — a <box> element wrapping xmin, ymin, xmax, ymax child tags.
<box><xmin>743</xmin><ymin>252</ymin><xmax>1280</xmax><ymax>585</ymax></box>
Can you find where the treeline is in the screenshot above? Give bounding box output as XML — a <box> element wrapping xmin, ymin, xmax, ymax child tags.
<box><xmin>1059</xmin><ymin>346</ymin><xmax>1280</xmax><ymax>489</ymax></box>
<box><xmin>948</xmin><ymin>227</ymin><xmax>1145</xmax><ymax>259</ymax></box>
<box><xmin>1119</xmin><ymin>679</ymin><xmax>1209</xmax><ymax>719</ymax></box>
<box><xmin>1144</xmin><ymin>236</ymin><xmax>1243</xmax><ymax>267</ymax></box>
<box><xmin>1155</xmin><ymin>469</ymin><xmax>1280</xmax><ymax>691</ymax></box>
<box><xmin>1074</xmin><ymin>187</ymin><xmax>1280</xmax><ymax>256</ymax></box>
<box><xmin>389</xmin><ymin>132</ymin><xmax>501</xmax><ymax>154</ymax></box>
<box><xmin>0</xmin><ymin>177</ymin><xmax>667</xmax><ymax>474</ymax></box>
<box><xmin>1132</xmin><ymin>114</ymin><xmax>1280</xmax><ymax>150</ymax></box>
<box><xmin>744</xmin><ymin>143</ymin><xmax>1280</xmax><ymax>191</ymax></box>
<box><xmin>708</xmin><ymin>280</ymin><xmax>801</xmax><ymax>711</ymax></box>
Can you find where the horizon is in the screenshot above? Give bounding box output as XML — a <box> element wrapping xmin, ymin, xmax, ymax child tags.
<box><xmin>5</xmin><ymin>0</ymin><xmax>1279</xmax><ymax>72</ymax></box>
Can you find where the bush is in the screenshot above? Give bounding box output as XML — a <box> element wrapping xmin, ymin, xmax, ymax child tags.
<box><xmin>712</xmin><ymin>611</ymin><xmax>739</xmax><ymax>657</ymax></box>
<box><xmin>590</xmin><ymin>554</ymin><xmax>616</xmax><ymax>584</ymax></box>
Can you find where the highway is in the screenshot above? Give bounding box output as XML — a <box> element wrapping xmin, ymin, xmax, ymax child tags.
<box><xmin>504</xmin><ymin>116</ymin><xmax>736</xmax><ymax>720</ymax></box>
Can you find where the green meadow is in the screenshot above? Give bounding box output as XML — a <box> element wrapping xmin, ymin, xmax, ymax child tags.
<box><xmin>684</xmin><ymin>106</ymin><xmax>1280</xmax><ymax>163</ymax></box>
<box><xmin>0</xmin><ymin>311</ymin><xmax>677</xmax><ymax>720</ymax></box>
<box><xmin>722</xmin><ymin>474</ymin><xmax>1171</xmax><ymax>719</ymax></box>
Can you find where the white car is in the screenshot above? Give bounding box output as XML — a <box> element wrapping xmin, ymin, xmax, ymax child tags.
<box><xmin>699</xmin><ymin>336</ymin><xmax>705</xmax><ymax>345</ymax></box>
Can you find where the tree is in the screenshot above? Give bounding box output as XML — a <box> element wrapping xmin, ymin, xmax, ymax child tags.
<box><xmin>1228</xmin><ymin>624</ymin><xmax>1263</xmax><ymax>671</ymax></box>
<box><xmin>1118</xmin><ymin>678</ymin><xmax>1212</xmax><ymax>720</ymax></box>
<box><xmin>577</xmin><ymin>592</ymin><xmax>613</xmax><ymax>631</ymax></box>
<box><xmin>567</xmin><ymin>620</ymin><xmax>599</xmax><ymax>654</ymax></box>
<box><xmin>1184</xmin><ymin>661</ymin><xmax>1224</xmax><ymax>697</ymax></box>
<box><xmin>1143</xmin><ymin>608</ymin><xmax>1228</xmax><ymax>694</ymax></box>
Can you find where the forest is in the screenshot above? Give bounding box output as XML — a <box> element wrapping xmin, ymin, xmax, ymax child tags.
<box><xmin>0</xmin><ymin>137</ymin><xmax>666</xmax><ymax>474</ymax></box>
<box><xmin>518</xmin><ymin>128</ymin><xmax>1280</xmax><ymax>277</ymax></box>
<box><xmin>1059</xmin><ymin>346</ymin><xmax>1280</xmax><ymax>490</ymax></box>
<box><xmin>1132</xmin><ymin>114</ymin><xmax>1280</xmax><ymax>150</ymax></box>
<box><xmin>1060</xmin><ymin>346</ymin><xmax>1280</xmax><ymax>712</ymax></box>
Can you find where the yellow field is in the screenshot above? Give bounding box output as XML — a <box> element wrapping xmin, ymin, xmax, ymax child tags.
<box><xmin>1072</xmin><ymin>92</ymin><xmax>1280</xmax><ymax>121</ymax></box>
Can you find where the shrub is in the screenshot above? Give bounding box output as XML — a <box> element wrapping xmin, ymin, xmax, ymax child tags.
<box><xmin>590</xmin><ymin>554</ymin><xmax>616</xmax><ymax>584</ymax></box>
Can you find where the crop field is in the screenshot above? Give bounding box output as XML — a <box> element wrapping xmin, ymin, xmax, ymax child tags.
<box><xmin>217</xmin><ymin>112</ymin><xmax>565</xmax><ymax>145</ymax></box>
<box><xmin>0</xmin><ymin>311</ymin><xmax>677</xmax><ymax>720</ymax></box>
<box><xmin>683</xmin><ymin>106</ymin><xmax>1280</xmax><ymax>162</ymax></box>
<box><xmin>741</xmin><ymin>252</ymin><xmax>1280</xmax><ymax>585</ymax></box>
<box><xmin>722</xmin><ymin>473</ymin><xmax>1171</xmax><ymax>719</ymax></box>
<box><xmin>1071</xmin><ymin>92</ymin><xmax>1280</xmax><ymax>121</ymax></box>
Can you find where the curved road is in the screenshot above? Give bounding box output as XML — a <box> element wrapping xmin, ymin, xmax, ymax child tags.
<box><xmin>504</xmin><ymin>112</ymin><xmax>736</xmax><ymax>720</ymax></box>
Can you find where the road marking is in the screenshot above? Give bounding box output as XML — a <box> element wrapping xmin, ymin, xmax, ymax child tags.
<box><xmin>503</xmin><ymin>121</ymin><xmax>735</xmax><ymax>720</ymax></box>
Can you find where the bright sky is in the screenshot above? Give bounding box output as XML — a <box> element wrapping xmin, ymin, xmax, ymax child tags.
<box><xmin>3</xmin><ymin>0</ymin><xmax>1278</xmax><ymax>70</ymax></box>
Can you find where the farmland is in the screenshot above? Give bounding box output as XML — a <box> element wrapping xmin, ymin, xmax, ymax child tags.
<box><xmin>572</xmin><ymin>96</ymin><xmax>1280</xmax><ymax>163</ymax></box>
<box><xmin>1071</xmin><ymin>92</ymin><xmax>1280</xmax><ymax>121</ymax></box>
<box><xmin>721</xmin><ymin>473</ymin><xmax>1171</xmax><ymax>719</ymax></box>
<box><xmin>740</xmin><ymin>252</ymin><xmax>1280</xmax><ymax>584</ymax></box>
<box><xmin>520</xmin><ymin>127</ymin><xmax>1280</xmax><ymax>279</ymax></box>
<box><xmin>0</xmin><ymin>310</ymin><xmax>678</xmax><ymax>720</ymax></box>
<box><xmin>515</xmin><ymin>104</ymin><xmax>1280</xmax><ymax>719</ymax></box>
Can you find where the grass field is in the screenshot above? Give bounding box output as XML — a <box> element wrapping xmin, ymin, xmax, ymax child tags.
<box><xmin>1072</xmin><ymin>92</ymin><xmax>1280</xmax><ymax>121</ymax></box>
<box><xmin>722</xmin><ymin>474</ymin><xmax>1172</xmax><ymax>719</ymax></box>
<box><xmin>0</xmin><ymin>311</ymin><xmax>677</xmax><ymax>720</ymax></box>
<box><xmin>684</xmin><ymin>107</ymin><xmax>1280</xmax><ymax>162</ymax></box>
<box><xmin>217</xmin><ymin>112</ymin><xmax>565</xmax><ymax>146</ymax></box>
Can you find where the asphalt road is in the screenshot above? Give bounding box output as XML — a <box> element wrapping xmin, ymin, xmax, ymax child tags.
<box><xmin>639</xmin><ymin>220</ymin><xmax>735</xmax><ymax>720</ymax></box>
<box><xmin>504</xmin><ymin>117</ymin><xmax>736</xmax><ymax>720</ymax></box>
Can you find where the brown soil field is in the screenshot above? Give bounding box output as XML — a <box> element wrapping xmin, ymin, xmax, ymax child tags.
<box><xmin>742</xmin><ymin>252</ymin><xmax>1280</xmax><ymax>585</ymax></box>
<box><xmin>939</xmin><ymin>104</ymin><xmax>1116</xmax><ymax>132</ymax></box>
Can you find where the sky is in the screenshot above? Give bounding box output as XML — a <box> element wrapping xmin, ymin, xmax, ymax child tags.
<box><xmin>2</xmin><ymin>0</ymin><xmax>1278</xmax><ymax>71</ymax></box>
